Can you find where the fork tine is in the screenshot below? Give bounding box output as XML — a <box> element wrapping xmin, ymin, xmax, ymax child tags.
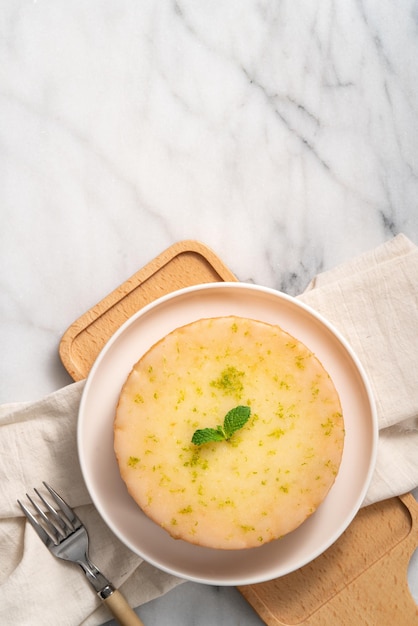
<box><xmin>17</xmin><ymin>486</ymin><xmax>71</xmax><ymax>545</ymax></box>
<box><xmin>26</xmin><ymin>492</ymin><xmax>64</xmax><ymax>543</ymax></box>
<box><xmin>17</xmin><ymin>498</ymin><xmax>54</xmax><ymax>544</ymax></box>
<box><xmin>43</xmin><ymin>482</ymin><xmax>81</xmax><ymax>529</ymax></box>
<box><xmin>33</xmin><ymin>488</ymin><xmax>69</xmax><ymax>537</ymax></box>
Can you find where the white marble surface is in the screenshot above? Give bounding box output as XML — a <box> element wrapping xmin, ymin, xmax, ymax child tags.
<box><xmin>1</xmin><ymin>1</ymin><xmax>418</xmax><ymax>624</ymax></box>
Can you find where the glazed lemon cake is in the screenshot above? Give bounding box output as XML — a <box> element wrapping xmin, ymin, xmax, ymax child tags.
<box><xmin>114</xmin><ymin>316</ymin><xmax>344</xmax><ymax>550</ymax></box>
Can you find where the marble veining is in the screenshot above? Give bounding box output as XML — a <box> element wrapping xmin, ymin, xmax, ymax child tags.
<box><xmin>1</xmin><ymin>1</ymin><xmax>418</xmax><ymax>623</ymax></box>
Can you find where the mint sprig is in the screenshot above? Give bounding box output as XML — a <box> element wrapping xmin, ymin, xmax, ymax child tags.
<box><xmin>191</xmin><ymin>406</ymin><xmax>251</xmax><ymax>446</ymax></box>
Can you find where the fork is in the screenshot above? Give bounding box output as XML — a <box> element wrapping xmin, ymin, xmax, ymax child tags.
<box><xmin>17</xmin><ymin>482</ymin><xmax>144</xmax><ymax>626</ymax></box>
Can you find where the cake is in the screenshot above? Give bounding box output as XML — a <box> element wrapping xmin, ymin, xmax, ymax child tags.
<box><xmin>114</xmin><ymin>316</ymin><xmax>344</xmax><ymax>550</ymax></box>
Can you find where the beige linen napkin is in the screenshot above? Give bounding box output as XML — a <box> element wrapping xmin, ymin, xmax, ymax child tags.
<box><xmin>1</xmin><ymin>234</ymin><xmax>417</xmax><ymax>625</ymax></box>
<box><xmin>0</xmin><ymin>381</ymin><xmax>185</xmax><ymax>626</ymax></box>
<box><xmin>298</xmin><ymin>233</ymin><xmax>418</xmax><ymax>505</ymax></box>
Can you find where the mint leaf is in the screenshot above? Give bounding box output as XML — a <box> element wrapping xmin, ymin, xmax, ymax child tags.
<box><xmin>191</xmin><ymin>428</ymin><xmax>225</xmax><ymax>446</ymax></box>
<box><xmin>223</xmin><ymin>405</ymin><xmax>251</xmax><ymax>439</ymax></box>
<box><xmin>191</xmin><ymin>406</ymin><xmax>251</xmax><ymax>446</ymax></box>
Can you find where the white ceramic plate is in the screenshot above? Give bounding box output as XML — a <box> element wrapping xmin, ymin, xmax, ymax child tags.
<box><xmin>78</xmin><ymin>282</ymin><xmax>378</xmax><ymax>586</ymax></box>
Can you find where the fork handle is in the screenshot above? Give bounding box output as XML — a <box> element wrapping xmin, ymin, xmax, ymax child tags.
<box><xmin>102</xmin><ymin>589</ymin><xmax>145</xmax><ymax>626</ymax></box>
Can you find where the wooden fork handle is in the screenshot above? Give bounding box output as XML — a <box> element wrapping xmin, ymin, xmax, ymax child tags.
<box><xmin>103</xmin><ymin>589</ymin><xmax>145</xmax><ymax>626</ymax></box>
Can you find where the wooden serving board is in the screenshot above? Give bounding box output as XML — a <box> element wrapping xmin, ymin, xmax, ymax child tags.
<box><xmin>59</xmin><ymin>240</ymin><xmax>418</xmax><ymax>626</ymax></box>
